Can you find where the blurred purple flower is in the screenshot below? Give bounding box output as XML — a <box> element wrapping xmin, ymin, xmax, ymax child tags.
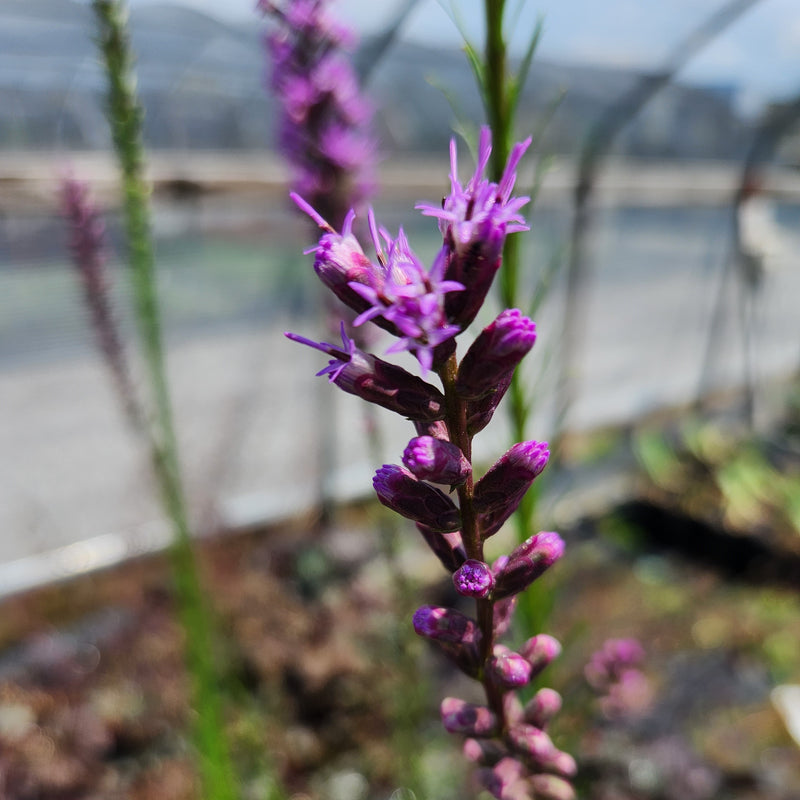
<box><xmin>261</xmin><ymin>0</ymin><xmax>376</xmax><ymax>228</ymax></box>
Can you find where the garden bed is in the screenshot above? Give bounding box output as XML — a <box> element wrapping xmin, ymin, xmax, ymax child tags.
<box><xmin>1</xmin><ymin>479</ymin><xmax>799</xmax><ymax>799</ymax></box>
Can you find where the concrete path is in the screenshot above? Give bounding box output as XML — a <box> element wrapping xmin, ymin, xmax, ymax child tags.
<box><xmin>2</xmin><ymin>205</ymin><xmax>800</xmax><ymax>595</ymax></box>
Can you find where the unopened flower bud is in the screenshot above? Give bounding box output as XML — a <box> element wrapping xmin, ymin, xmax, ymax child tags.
<box><xmin>440</xmin><ymin>697</ymin><xmax>498</xmax><ymax>737</ymax></box>
<box><xmin>476</xmin><ymin>758</ymin><xmax>527</xmax><ymax>800</ymax></box>
<box><xmin>413</xmin><ymin>605</ymin><xmax>481</xmax><ymax>677</ymax></box>
<box><xmin>528</xmin><ymin>774</ymin><xmax>576</xmax><ymax>800</ymax></box>
<box><xmin>524</xmin><ymin>688</ymin><xmax>563</xmax><ymax>729</ymax></box>
<box><xmin>504</xmin><ymin>692</ymin><xmax>525</xmax><ymax>726</ymax></box>
<box><xmin>544</xmin><ymin>751</ymin><xmax>578</xmax><ymax>779</ymax></box>
<box><xmin>466</xmin><ymin>373</ymin><xmax>512</xmax><ymax>434</ymax></box>
<box><xmin>416</xmin><ymin>524</ymin><xmax>466</xmax><ymax>573</ymax></box>
<box><xmin>489</xmin><ymin>645</ymin><xmax>532</xmax><ymax>689</ymax></box>
<box><xmin>456</xmin><ymin>310</ymin><xmax>537</xmax><ymax>400</ymax></box>
<box><xmin>412</xmin><ymin>605</ymin><xmax>478</xmax><ymax>645</ymax></box>
<box><xmin>373</xmin><ymin>465</ymin><xmax>460</xmax><ymax>531</ymax></box>
<box><xmin>286</xmin><ymin>327</ymin><xmax>446</xmax><ymax>422</ymax></box>
<box><xmin>403</xmin><ymin>436</ymin><xmax>471</xmax><ymax>485</ymax></box>
<box><xmin>453</xmin><ymin>559</ymin><xmax>494</xmax><ymax>598</ymax></box>
<box><xmin>507</xmin><ymin>723</ymin><xmax>556</xmax><ymax>762</ymax></box>
<box><xmin>414</xmin><ymin>419</ymin><xmax>449</xmax><ymax>441</ymax></box>
<box><xmin>519</xmin><ymin>634</ymin><xmax>562</xmax><ymax>678</ymax></box>
<box><xmin>493</xmin><ymin>532</ymin><xmax>565</xmax><ymax>599</ymax></box>
<box><xmin>474</xmin><ymin>441</ymin><xmax>549</xmax><ymax>538</ymax></box>
<box><xmin>493</xmin><ymin>595</ymin><xmax>518</xmax><ymax>638</ymax></box>
<box><xmin>463</xmin><ymin>738</ymin><xmax>505</xmax><ymax>766</ymax></box>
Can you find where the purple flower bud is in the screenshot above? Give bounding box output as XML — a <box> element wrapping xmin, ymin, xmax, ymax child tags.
<box><xmin>456</xmin><ymin>310</ymin><xmax>537</xmax><ymax>400</ymax></box>
<box><xmin>453</xmin><ymin>559</ymin><xmax>494</xmax><ymax>598</ymax></box>
<box><xmin>476</xmin><ymin>758</ymin><xmax>526</xmax><ymax>800</ymax></box>
<box><xmin>545</xmin><ymin>751</ymin><xmax>578</xmax><ymax>779</ymax></box>
<box><xmin>412</xmin><ymin>605</ymin><xmax>478</xmax><ymax>645</ymax></box>
<box><xmin>466</xmin><ymin>372</ymin><xmax>512</xmax><ymax>435</ymax></box>
<box><xmin>503</xmin><ymin>692</ymin><xmax>525</xmax><ymax>726</ymax></box>
<box><xmin>413</xmin><ymin>605</ymin><xmax>481</xmax><ymax>678</ymax></box>
<box><xmin>414</xmin><ymin>419</ymin><xmax>450</xmax><ymax>441</ymax></box>
<box><xmin>528</xmin><ymin>774</ymin><xmax>576</xmax><ymax>800</ymax></box>
<box><xmin>286</xmin><ymin>325</ymin><xmax>446</xmax><ymax>422</ymax></box>
<box><xmin>416</xmin><ymin>524</ymin><xmax>466</xmax><ymax>573</ymax></box>
<box><xmin>493</xmin><ymin>532</ymin><xmax>565</xmax><ymax>600</ymax></box>
<box><xmin>584</xmin><ymin>637</ymin><xmax>645</xmax><ymax>690</ymax></box>
<box><xmin>519</xmin><ymin>634</ymin><xmax>562</xmax><ymax>678</ymax></box>
<box><xmin>507</xmin><ymin>723</ymin><xmax>556</xmax><ymax>762</ymax></box>
<box><xmin>524</xmin><ymin>688</ymin><xmax>563</xmax><ymax>729</ymax></box>
<box><xmin>441</xmin><ymin>697</ymin><xmax>498</xmax><ymax>737</ymax></box>
<box><xmin>474</xmin><ymin>441</ymin><xmax>549</xmax><ymax>538</ymax></box>
<box><xmin>373</xmin><ymin>465</ymin><xmax>461</xmax><ymax>531</ymax></box>
<box><xmin>403</xmin><ymin>436</ymin><xmax>471</xmax><ymax>485</ymax></box>
<box><xmin>488</xmin><ymin>645</ymin><xmax>532</xmax><ymax>689</ymax></box>
<box><xmin>463</xmin><ymin>738</ymin><xmax>505</xmax><ymax>766</ymax></box>
<box><xmin>493</xmin><ymin>595</ymin><xmax>518</xmax><ymax>638</ymax></box>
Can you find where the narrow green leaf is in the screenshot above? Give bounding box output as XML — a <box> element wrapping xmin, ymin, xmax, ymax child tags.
<box><xmin>508</xmin><ymin>16</ymin><xmax>544</xmax><ymax>118</ymax></box>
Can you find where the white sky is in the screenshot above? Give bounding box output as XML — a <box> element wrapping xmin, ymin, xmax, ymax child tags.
<box><xmin>130</xmin><ymin>0</ymin><xmax>800</xmax><ymax>113</ymax></box>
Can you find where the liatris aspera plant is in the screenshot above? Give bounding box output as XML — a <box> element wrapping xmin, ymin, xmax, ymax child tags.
<box><xmin>287</xmin><ymin>126</ymin><xmax>575</xmax><ymax>800</ymax></box>
<box><xmin>259</xmin><ymin>0</ymin><xmax>376</xmax><ymax>230</ymax></box>
<box><xmin>84</xmin><ymin>4</ymin><xmax>239</xmax><ymax>798</ymax></box>
<box><xmin>585</xmin><ymin>638</ymin><xmax>653</xmax><ymax>721</ymax></box>
<box><xmin>60</xmin><ymin>175</ymin><xmax>144</xmax><ymax>432</ymax></box>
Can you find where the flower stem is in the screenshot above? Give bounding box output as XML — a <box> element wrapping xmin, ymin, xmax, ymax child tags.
<box><xmin>92</xmin><ymin>3</ymin><xmax>237</xmax><ymax>797</ymax></box>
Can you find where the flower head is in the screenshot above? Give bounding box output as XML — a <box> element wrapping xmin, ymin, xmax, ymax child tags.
<box><xmin>350</xmin><ymin>234</ymin><xmax>464</xmax><ymax>374</ymax></box>
<box><xmin>453</xmin><ymin>559</ymin><xmax>494</xmax><ymax>598</ymax></box>
<box><xmin>417</xmin><ymin>127</ymin><xmax>531</xmax><ymax>328</ymax></box>
<box><xmin>262</xmin><ymin>0</ymin><xmax>375</xmax><ymax>227</ymax></box>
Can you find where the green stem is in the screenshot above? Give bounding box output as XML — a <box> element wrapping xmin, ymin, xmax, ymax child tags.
<box><xmin>92</xmin><ymin>3</ymin><xmax>237</xmax><ymax>797</ymax></box>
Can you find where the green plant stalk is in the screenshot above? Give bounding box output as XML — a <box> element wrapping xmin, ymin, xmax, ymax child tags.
<box><xmin>482</xmin><ymin>0</ymin><xmax>553</xmax><ymax>643</ymax></box>
<box><xmin>92</xmin><ymin>3</ymin><xmax>237</xmax><ymax>797</ymax></box>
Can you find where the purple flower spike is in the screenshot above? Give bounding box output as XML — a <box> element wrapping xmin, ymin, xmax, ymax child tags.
<box><xmin>453</xmin><ymin>559</ymin><xmax>494</xmax><ymax>598</ymax></box>
<box><xmin>403</xmin><ymin>436</ymin><xmax>471</xmax><ymax>486</ymax></box>
<box><xmin>440</xmin><ymin>697</ymin><xmax>498</xmax><ymax>737</ymax></box>
<box><xmin>519</xmin><ymin>634</ymin><xmax>562</xmax><ymax>678</ymax></box>
<box><xmin>493</xmin><ymin>531</ymin><xmax>565</xmax><ymax>600</ymax></box>
<box><xmin>61</xmin><ymin>175</ymin><xmax>142</xmax><ymax>430</ymax></box>
<box><xmin>263</xmin><ymin>0</ymin><xmax>376</xmax><ymax>226</ymax></box>
<box><xmin>488</xmin><ymin>645</ymin><xmax>532</xmax><ymax>689</ymax></box>
<box><xmin>417</xmin><ymin>127</ymin><xmax>531</xmax><ymax>329</ymax></box>
<box><xmin>373</xmin><ymin>465</ymin><xmax>461</xmax><ymax>531</ymax></box>
<box><xmin>529</xmin><ymin>774</ymin><xmax>576</xmax><ymax>800</ymax></box>
<box><xmin>524</xmin><ymin>688</ymin><xmax>563</xmax><ymax>729</ymax></box>
<box><xmin>456</xmin><ymin>310</ymin><xmax>537</xmax><ymax>400</ymax></box>
<box><xmin>474</xmin><ymin>441</ymin><xmax>550</xmax><ymax>538</ymax></box>
<box><xmin>285</xmin><ymin>326</ymin><xmax>446</xmax><ymax>422</ymax></box>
